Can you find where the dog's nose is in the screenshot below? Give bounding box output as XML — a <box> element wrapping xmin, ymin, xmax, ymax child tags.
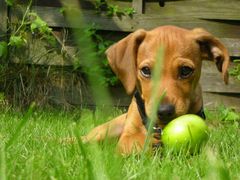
<box><xmin>157</xmin><ymin>104</ymin><xmax>175</xmax><ymax>122</ymax></box>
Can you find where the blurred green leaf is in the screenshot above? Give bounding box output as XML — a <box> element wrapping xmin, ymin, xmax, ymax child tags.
<box><xmin>107</xmin><ymin>5</ymin><xmax>120</xmax><ymax>16</ymax></box>
<box><xmin>59</xmin><ymin>7</ymin><xmax>65</xmax><ymax>14</ymax></box>
<box><xmin>5</xmin><ymin>0</ymin><xmax>14</xmax><ymax>6</ymax></box>
<box><xmin>123</xmin><ymin>7</ymin><xmax>136</xmax><ymax>16</ymax></box>
<box><xmin>219</xmin><ymin>106</ymin><xmax>240</xmax><ymax>121</ymax></box>
<box><xmin>8</xmin><ymin>35</ymin><xmax>26</xmax><ymax>48</ymax></box>
<box><xmin>229</xmin><ymin>59</ymin><xmax>240</xmax><ymax>81</ymax></box>
<box><xmin>0</xmin><ymin>93</ymin><xmax>5</xmax><ymax>101</ymax></box>
<box><xmin>0</xmin><ymin>41</ymin><xmax>8</xmax><ymax>59</ymax></box>
<box><xmin>30</xmin><ymin>13</ymin><xmax>52</xmax><ymax>34</ymax></box>
<box><xmin>223</xmin><ymin>110</ymin><xmax>240</xmax><ymax>121</ymax></box>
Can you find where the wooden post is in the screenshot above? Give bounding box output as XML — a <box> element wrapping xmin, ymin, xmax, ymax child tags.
<box><xmin>0</xmin><ymin>0</ymin><xmax>8</xmax><ymax>41</ymax></box>
<box><xmin>132</xmin><ymin>0</ymin><xmax>145</xmax><ymax>14</ymax></box>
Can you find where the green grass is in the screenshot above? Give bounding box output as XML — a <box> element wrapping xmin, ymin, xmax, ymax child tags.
<box><xmin>0</xmin><ymin>107</ymin><xmax>239</xmax><ymax>180</ymax></box>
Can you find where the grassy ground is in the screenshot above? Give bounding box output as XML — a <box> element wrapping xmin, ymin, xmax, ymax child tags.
<box><xmin>0</xmin><ymin>106</ymin><xmax>239</xmax><ymax>180</ymax></box>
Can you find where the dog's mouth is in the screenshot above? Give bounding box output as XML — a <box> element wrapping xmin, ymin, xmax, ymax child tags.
<box><xmin>156</xmin><ymin>117</ymin><xmax>175</xmax><ymax>128</ymax></box>
<box><xmin>158</xmin><ymin>120</ymin><xmax>171</xmax><ymax>128</ymax></box>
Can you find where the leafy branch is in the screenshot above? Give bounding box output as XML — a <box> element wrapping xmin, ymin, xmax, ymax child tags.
<box><xmin>0</xmin><ymin>1</ymin><xmax>56</xmax><ymax>60</ymax></box>
<box><xmin>94</xmin><ymin>0</ymin><xmax>135</xmax><ymax>17</ymax></box>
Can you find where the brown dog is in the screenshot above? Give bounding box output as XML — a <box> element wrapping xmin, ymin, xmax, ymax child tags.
<box><xmin>82</xmin><ymin>26</ymin><xmax>230</xmax><ymax>154</ymax></box>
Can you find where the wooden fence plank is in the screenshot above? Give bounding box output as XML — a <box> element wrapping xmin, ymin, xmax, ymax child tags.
<box><xmin>15</xmin><ymin>6</ymin><xmax>239</xmax><ymax>39</ymax></box>
<box><xmin>57</xmin><ymin>83</ymin><xmax>240</xmax><ymax>111</ymax></box>
<box><xmin>200</xmin><ymin>62</ymin><xmax>240</xmax><ymax>93</ymax></box>
<box><xmin>222</xmin><ymin>38</ymin><xmax>240</xmax><ymax>57</ymax></box>
<box><xmin>145</xmin><ymin>0</ymin><xmax>240</xmax><ymax>20</ymax></box>
<box><xmin>203</xmin><ymin>92</ymin><xmax>240</xmax><ymax>111</ymax></box>
<box><xmin>30</xmin><ymin>0</ymin><xmax>240</xmax><ymax>21</ymax></box>
<box><xmin>132</xmin><ymin>0</ymin><xmax>144</xmax><ymax>14</ymax></box>
<box><xmin>10</xmin><ymin>34</ymin><xmax>74</xmax><ymax>66</ymax></box>
<box><xmin>133</xmin><ymin>15</ymin><xmax>240</xmax><ymax>38</ymax></box>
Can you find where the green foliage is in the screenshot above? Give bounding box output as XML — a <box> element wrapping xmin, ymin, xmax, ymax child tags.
<box><xmin>94</xmin><ymin>0</ymin><xmax>135</xmax><ymax>17</ymax></box>
<box><xmin>2</xmin><ymin>2</ymin><xmax>56</xmax><ymax>52</ymax></box>
<box><xmin>106</xmin><ymin>4</ymin><xmax>120</xmax><ymax>16</ymax></box>
<box><xmin>84</xmin><ymin>0</ymin><xmax>135</xmax><ymax>85</ymax></box>
<box><xmin>207</xmin><ymin>105</ymin><xmax>240</xmax><ymax>122</ymax></box>
<box><xmin>229</xmin><ymin>59</ymin><xmax>240</xmax><ymax>81</ymax></box>
<box><xmin>0</xmin><ymin>41</ymin><xmax>8</xmax><ymax>60</ymax></box>
<box><xmin>94</xmin><ymin>0</ymin><xmax>108</xmax><ymax>11</ymax></box>
<box><xmin>0</xmin><ymin>108</ymin><xmax>240</xmax><ymax>179</ymax></box>
<box><xmin>4</xmin><ymin>0</ymin><xmax>14</xmax><ymax>6</ymax></box>
<box><xmin>123</xmin><ymin>7</ymin><xmax>136</xmax><ymax>16</ymax></box>
<box><xmin>3</xmin><ymin>0</ymin><xmax>118</xmax><ymax>87</ymax></box>
<box><xmin>0</xmin><ymin>93</ymin><xmax>5</xmax><ymax>102</ymax></box>
<box><xmin>30</xmin><ymin>13</ymin><xmax>51</xmax><ymax>34</ymax></box>
<box><xmin>2</xmin><ymin>0</ymin><xmax>129</xmax><ymax>89</ymax></box>
<box><xmin>84</xmin><ymin>24</ymin><xmax>118</xmax><ymax>86</ymax></box>
<box><xmin>8</xmin><ymin>35</ymin><xmax>27</xmax><ymax>48</ymax></box>
<box><xmin>0</xmin><ymin>0</ymin><xmax>56</xmax><ymax>63</ymax></box>
<box><xmin>217</xmin><ymin>105</ymin><xmax>240</xmax><ymax>121</ymax></box>
<box><xmin>29</xmin><ymin>12</ymin><xmax>56</xmax><ymax>46</ymax></box>
<box><xmin>0</xmin><ymin>1</ymin><xmax>58</xmax><ymax>108</ymax></box>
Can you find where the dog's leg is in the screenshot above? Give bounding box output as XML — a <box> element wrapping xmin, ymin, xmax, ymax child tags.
<box><xmin>81</xmin><ymin>113</ymin><xmax>127</xmax><ymax>143</ymax></box>
<box><xmin>117</xmin><ymin>132</ymin><xmax>146</xmax><ymax>154</ymax></box>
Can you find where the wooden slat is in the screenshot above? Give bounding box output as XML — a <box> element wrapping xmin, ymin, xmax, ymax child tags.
<box><xmin>132</xmin><ymin>0</ymin><xmax>144</xmax><ymax>14</ymax></box>
<box><xmin>145</xmin><ymin>0</ymin><xmax>240</xmax><ymax>20</ymax></box>
<box><xmin>221</xmin><ymin>38</ymin><xmax>240</xmax><ymax>57</ymax></box>
<box><xmin>203</xmin><ymin>92</ymin><xmax>240</xmax><ymax>111</ymax></box>
<box><xmin>0</xmin><ymin>0</ymin><xmax>8</xmax><ymax>40</ymax></box>
<box><xmin>201</xmin><ymin>61</ymin><xmax>240</xmax><ymax>93</ymax></box>
<box><xmin>133</xmin><ymin>15</ymin><xmax>240</xmax><ymax>39</ymax></box>
<box><xmin>10</xmin><ymin>34</ymin><xmax>75</xmax><ymax>66</ymax></box>
<box><xmin>60</xmin><ymin>84</ymin><xmax>240</xmax><ymax>111</ymax></box>
<box><xmin>28</xmin><ymin>0</ymin><xmax>240</xmax><ymax>21</ymax></box>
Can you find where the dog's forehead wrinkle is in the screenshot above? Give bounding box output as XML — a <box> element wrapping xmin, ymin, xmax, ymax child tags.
<box><xmin>138</xmin><ymin>32</ymin><xmax>198</xmax><ymax>65</ymax></box>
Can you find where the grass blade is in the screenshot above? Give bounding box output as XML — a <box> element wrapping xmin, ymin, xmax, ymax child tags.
<box><xmin>5</xmin><ymin>102</ymin><xmax>35</xmax><ymax>149</ymax></box>
<box><xmin>142</xmin><ymin>47</ymin><xmax>165</xmax><ymax>156</ymax></box>
<box><xmin>59</xmin><ymin>0</ymin><xmax>112</xmax><ymax>108</ymax></box>
<box><xmin>73</xmin><ymin>129</ymin><xmax>95</xmax><ymax>180</ymax></box>
<box><xmin>0</xmin><ymin>143</ymin><xmax>6</xmax><ymax>180</ymax></box>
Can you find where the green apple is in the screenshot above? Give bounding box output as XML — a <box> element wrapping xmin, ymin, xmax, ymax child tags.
<box><xmin>161</xmin><ymin>114</ymin><xmax>209</xmax><ymax>154</ymax></box>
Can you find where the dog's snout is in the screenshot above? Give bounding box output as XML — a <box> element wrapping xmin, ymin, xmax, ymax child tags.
<box><xmin>157</xmin><ymin>104</ymin><xmax>175</xmax><ymax>122</ymax></box>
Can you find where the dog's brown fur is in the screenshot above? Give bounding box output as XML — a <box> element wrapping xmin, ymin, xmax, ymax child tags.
<box><xmin>82</xmin><ymin>26</ymin><xmax>230</xmax><ymax>154</ymax></box>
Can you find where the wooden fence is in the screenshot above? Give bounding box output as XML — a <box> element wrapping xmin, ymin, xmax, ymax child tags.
<box><xmin>1</xmin><ymin>0</ymin><xmax>240</xmax><ymax>110</ymax></box>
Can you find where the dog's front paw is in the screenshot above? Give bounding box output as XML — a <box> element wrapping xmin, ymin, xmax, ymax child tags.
<box><xmin>80</xmin><ymin>136</ymin><xmax>88</xmax><ymax>143</ymax></box>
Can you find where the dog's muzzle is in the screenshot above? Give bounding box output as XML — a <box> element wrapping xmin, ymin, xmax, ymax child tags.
<box><xmin>134</xmin><ymin>90</ymin><xmax>206</xmax><ymax>133</ymax></box>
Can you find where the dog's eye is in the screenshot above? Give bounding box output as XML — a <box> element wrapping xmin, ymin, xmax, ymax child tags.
<box><xmin>141</xmin><ymin>67</ymin><xmax>151</xmax><ymax>78</ymax></box>
<box><xmin>179</xmin><ymin>66</ymin><xmax>194</xmax><ymax>79</ymax></box>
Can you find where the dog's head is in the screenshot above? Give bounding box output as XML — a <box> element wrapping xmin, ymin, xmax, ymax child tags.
<box><xmin>106</xmin><ymin>26</ymin><xmax>229</xmax><ymax>126</ymax></box>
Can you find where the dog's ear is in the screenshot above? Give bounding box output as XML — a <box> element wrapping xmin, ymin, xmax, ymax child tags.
<box><xmin>192</xmin><ymin>28</ymin><xmax>230</xmax><ymax>84</ymax></box>
<box><xmin>106</xmin><ymin>29</ymin><xmax>146</xmax><ymax>94</ymax></box>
